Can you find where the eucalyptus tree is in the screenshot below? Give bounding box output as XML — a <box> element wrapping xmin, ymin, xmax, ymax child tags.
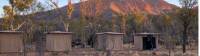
<box><xmin>8</xmin><ymin>0</ymin><xmax>37</xmax><ymax>31</ymax></box>
<box><xmin>110</xmin><ymin>2</ymin><xmax>126</xmax><ymax>33</ymax></box>
<box><xmin>162</xmin><ymin>13</ymin><xmax>175</xmax><ymax>56</ymax></box>
<box><xmin>8</xmin><ymin>0</ymin><xmax>50</xmax><ymax>56</ymax></box>
<box><xmin>66</xmin><ymin>0</ymin><xmax>74</xmax><ymax>32</ymax></box>
<box><xmin>1</xmin><ymin>5</ymin><xmax>25</xmax><ymax>31</ymax></box>
<box><xmin>78</xmin><ymin>0</ymin><xmax>98</xmax><ymax>47</ymax></box>
<box><xmin>2</xmin><ymin>5</ymin><xmax>15</xmax><ymax>30</ymax></box>
<box><xmin>177</xmin><ymin>0</ymin><xmax>197</xmax><ymax>53</ymax></box>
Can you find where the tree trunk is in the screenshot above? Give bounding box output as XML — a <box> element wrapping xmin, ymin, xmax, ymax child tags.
<box><xmin>65</xmin><ymin>15</ymin><xmax>72</xmax><ymax>32</ymax></box>
<box><xmin>182</xmin><ymin>27</ymin><xmax>188</xmax><ymax>53</ymax></box>
<box><xmin>23</xmin><ymin>40</ymin><xmax>27</xmax><ymax>56</ymax></box>
<box><xmin>112</xmin><ymin>16</ymin><xmax>116</xmax><ymax>32</ymax></box>
<box><xmin>35</xmin><ymin>30</ymin><xmax>45</xmax><ymax>56</ymax></box>
<box><xmin>66</xmin><ymin>23</ymin><xmax>69</xmax><ymax>32</ymax></box>
<box><xmin>121</xmin><ymin>16</ymin><xmax>126</xmax><ymax>33</ymax></box>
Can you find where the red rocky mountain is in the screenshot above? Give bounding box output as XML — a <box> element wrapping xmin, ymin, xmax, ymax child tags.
<box><xmin>32</xmin><ymin>0</ymin><xmax>177</xmax><ymax>20</ymax></box>
<box><xmin>0</xmin><ymin>0</ymin><xmax>178</xmax><ymax>31</ymax></box>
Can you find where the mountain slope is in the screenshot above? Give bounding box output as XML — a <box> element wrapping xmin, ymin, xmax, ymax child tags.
<box><xmin>32</xmin><ymin>0</ymin><xmax>177</xmax><ymax>20</ymax></box>
<box><xmin>0</xmin><ymin>0</ymin><xmax>177</xmax><ymax>31</ymax></box>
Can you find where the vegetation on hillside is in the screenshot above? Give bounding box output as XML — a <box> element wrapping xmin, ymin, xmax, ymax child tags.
<box><xmin>0</xmin><ymin>0</ymin><xmax>198</xmax><ymax>54</ymax></box>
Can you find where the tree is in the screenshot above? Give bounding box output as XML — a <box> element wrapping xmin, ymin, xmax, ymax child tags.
<box><xmin>178</xmin><ymin>0</ymin><xmax>197</xmax><ymax>53</ymax></box>
<box><xmin>110</xmin><ymin>2</ymin><xmax>126</xmax><ymax>33</ymax></box>
<box><xmin>9</xmin><ymin>0</ymin><xmax>35</xmax><ymax>11</ymax></box>
<box><xmin>78</xmin><ymin>0</ymin><xmax>105</xmax><ymax>47</ymax></box>
<box><xmin>162</xmin><ymin>13</ymin><xmax>174</xmax><ymax>56</ymax></box>
<box><xmin>77</xmin><ymin>0</ymin><xmax>89</xmax><ymax>47</ymax></box>
<box><xmin>131</xmin><ymin>12</ymin><xmax>146</xmax><ymax>32</ymax></box>
<box><xmin>2</xmin><ymin>5</ymin><xmax>14</xmax><ymax>30</ymax></box>
<box><xmin>2</xmin><ymin>5</ymin><xmax>25</xmax><ymax>31</ymax></box>
<box><xmin>8</xmin><ymin>1</ymin><xmax>47</xmax><ymax>56</ymax></box>
<box><xmin>66</xmin><ymin>0</ymin><xmax>74</xmax><ymax>32</ymax></box>
<box><xmin>7</xmin><ymin>0</ymin><xmax>37</xmax><ymax>31</ymax></box>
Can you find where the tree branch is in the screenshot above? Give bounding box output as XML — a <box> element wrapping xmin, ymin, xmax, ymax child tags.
<box><xmin>12</xmin><ymin>21</ymin><xmax>26</xmax><ymax>31</ymax></box>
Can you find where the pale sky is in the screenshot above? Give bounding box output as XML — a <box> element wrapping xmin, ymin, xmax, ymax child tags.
<box><xmin>0</xmin><ymin>0</ymin><xmax>180</xmax><ymax>17</ymax></box>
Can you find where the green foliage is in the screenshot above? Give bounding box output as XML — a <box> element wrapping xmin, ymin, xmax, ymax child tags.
<box><xmin>70</xmin><ymin>19</ymin><xmax>86</xmax><ymax>39</ymax></box>
<box><xmin>9</xmin><ymin>0</ymin><xmax>35</xmax><ymax>11</ymax></box>
<box><xmin>1</xmin><ymin>5</ymin><xmax>13</xmax><ymax>30</ymax></box>
<box><xmin>3</xmin><ymin>5</ymin><xmax>14</xmax><ymax>16</ymax></box>
<box><xmin>132</xmin><ymin>12</ymin><xmax>145</xmax><ymax>25</ymax></box>
<box><xmin>163</xmin><ymin>14</ymin><xmax>172</xmax><ymax>26</ymax></box>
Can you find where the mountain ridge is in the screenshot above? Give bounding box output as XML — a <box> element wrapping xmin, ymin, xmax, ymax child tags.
<box><xmin>0</xmin><ymin>0</ymin><xmax>178</xmax><ymax>31</ymax></box>
<box><xmin>0</xmin><ymin>0</ymin><xmax>178</xmax><ymax>19</ymax></box>
<box><xmin>40</xmin><ymin>0</ymin><xmax>177</xmax><ymax>19</ymax></box>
